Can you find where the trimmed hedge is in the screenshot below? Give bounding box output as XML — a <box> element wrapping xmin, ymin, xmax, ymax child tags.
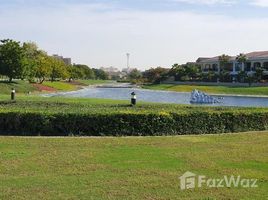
<box><xmin>0</xmin><ymin>111</ymin><xmax>268</xmax><ymax>136</ymax></box>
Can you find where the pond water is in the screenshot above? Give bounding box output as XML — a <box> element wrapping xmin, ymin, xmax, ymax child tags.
<box><xmin>44</xmin><ymin>87</ymin><xmax>268</xmax><ymax>107</ymax></box>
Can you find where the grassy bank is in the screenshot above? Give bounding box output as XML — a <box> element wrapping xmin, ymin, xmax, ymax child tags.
<box><xmin>77</xmin><ymin>79</ymin><xmax>112</xmax><ymax>85</ymax></box>
<box><xmin>143</xmin><ymin>84</ymin><xmax>268</xmax><ymax>96</ymax></box>
<box><xmin>0</xmin><ymin>79</ymin><xmax>111</xmax><ymax>95</ymax></box>
<box><xmin>0</xmin><ymin>132</ymin><xmax>267</xmax><ymax>199</ymax></box>
<box><xmin>0</xmin><ymin>80</ymin><xmax>37</xmax><ymax>94</ymax></box>
<box><xmin>42</xmin><ymin>81</ymin><xmax>77</xmax><ymax>91</ymax></box>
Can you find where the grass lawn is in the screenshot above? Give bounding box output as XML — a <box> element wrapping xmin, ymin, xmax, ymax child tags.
<box><xmin>77</xmin><ymin>79</ymin><xmax>113</xmax><ymax>85</ymax></box>
<box><xmin>0</xmin><ymin>79</ymin><xmax>110</xmax><ymax>95</ymax></box>
<box><xmin>0</xmin><ymin>132</ymin><xmax>267</xmax><ymax>199</ymax></box>
<box><xmin>143</xmin><ymin>84</ymin><xmax>268</xmax><ymax>96</ymax></box>
<box><xmin>42</xmin><ymin>81</ymin><xmax>77</xmax><ymax>91</ymax></box>
<box><xmin>0</xmin><ymin>80</ymin><xmax>37</xmax><ymax>94</ymax></box>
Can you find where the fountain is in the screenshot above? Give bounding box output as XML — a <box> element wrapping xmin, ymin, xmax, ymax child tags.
<box><xmin>190</xmin><ymin>89</ymin><xmax>220</xmax><ymax>104</ymax></box>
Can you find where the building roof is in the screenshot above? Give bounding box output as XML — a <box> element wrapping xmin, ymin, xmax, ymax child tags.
<box><xmin>245</xmin><ymin>51</ymin><xmax>268</xmax><ymax>59</ymax></box>
<box><xmin>197</xmin><ymin>51</ymin><xmax>268</xmax><ymax>63</ymax></box>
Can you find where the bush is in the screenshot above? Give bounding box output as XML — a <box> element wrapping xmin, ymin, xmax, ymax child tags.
<box><xmin>0</xmin><ymin>110</ymin><xmax>268</xmax><ymax>136</ymax></box>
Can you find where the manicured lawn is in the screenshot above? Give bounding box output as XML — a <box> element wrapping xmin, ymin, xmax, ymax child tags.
<box><xmin>42</xmin><ymin>81</ymin><xmax>77</xmax><ymax>91</ymax></box>
<box><xmin>143</xmin><ymin>84</ymin><xmax>268</xmax><ymax>96</ymax></box>
<box><xmin>77</xmin><ymin>79</ymin><xmax>112</xmax><ymax>85</ymax></box>
<box><xmin>0</xmin><ymin>79</ymin><xmax>110</xmax><ymax>95</ymax></box>
<box><xmin>0</xmin><ymin>80</ymin><xmax>37</xmax><ymax>94</ymax></box>
<box><xmin>0</xmin><ymin>132</ymin><xmax>267</xmax><ymax>199</ymax></box>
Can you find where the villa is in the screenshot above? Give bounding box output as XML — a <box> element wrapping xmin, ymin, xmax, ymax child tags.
<box><xmin>196</xmin><ymin>51</ymin><xmax>268</xmax><ymax>79</ymax></box>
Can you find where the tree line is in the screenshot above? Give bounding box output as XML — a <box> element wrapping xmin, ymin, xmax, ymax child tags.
<box><xmin>0</xmin><ymin>39</ymin><xmax>108</xmax><ymax>83</ymax></box>
<box><xmin>128</xmin><ymin>53</ymin><xmax>266</xmax><ymax>86</ymax></box>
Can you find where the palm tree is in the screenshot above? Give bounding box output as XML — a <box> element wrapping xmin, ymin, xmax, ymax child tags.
<box><xmin>218</xmin><ymin>54</ymin><xmax>230</xmax><ymax>82</ymax></box>
<box><xmin>236</xmin><ymin>53</ymin><xmax>248</xmax><ymax>71</ymax></box>
<box><xmin>218</xmin><ymin>54</ymin><xmax>230</xmax><ymax>72</ymax></box>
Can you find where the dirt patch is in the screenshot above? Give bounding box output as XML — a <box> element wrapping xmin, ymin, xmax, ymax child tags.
<box><xmin>32</xmin><ymin>84</ymin><xmax>57</xmax><ymax>92</ymax></box>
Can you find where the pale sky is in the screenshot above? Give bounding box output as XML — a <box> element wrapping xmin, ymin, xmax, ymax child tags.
<box><xmin>0</xmin><ymin>0</ymin><xmax>268</xmax><ymax>69</ymax></box>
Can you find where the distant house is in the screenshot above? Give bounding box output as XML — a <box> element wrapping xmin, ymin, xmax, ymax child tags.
<box><xmin>196</xmin><ymin>51</ymin><xmax>268</xmax><ymax>78</ymax></box>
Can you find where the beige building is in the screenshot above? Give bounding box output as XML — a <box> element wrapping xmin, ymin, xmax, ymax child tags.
<box><xmin>197</xmin><ymin>51</ymin><xmax>268</xmax><ymax>76</ymax></box>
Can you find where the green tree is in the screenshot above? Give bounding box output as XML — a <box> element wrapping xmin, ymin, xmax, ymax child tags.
<box><xmin>255</xmin><ymin>67</ymin><xmax>264</xmax><ymax>82</ymax></box>
<box><xmin>128</xmin><ymin>68</ymin><xmax>142</xmax><ymax>80</ymax></box>
<box><xmin>169</xmin><ymin>64</ymin><xmax>185</xmax><ymax>81</ymax></box>
<box><xmin>74</xmin><ymin>64</ymin><xmax>95</xmax><ymax>79</ymax></box>
<box><xmin>169</xmin><ymin>63</ymin><xmax>201</xmax><ymax>81</ymax></box>
<box><xmin>217</xmin><ymin>54</ymin><xmax>231</xmax><ymax>82</ymax></box>
<box><xmin>245</xmin><ymin>72</ymin><xmax>255</xmax><ymax>87</ymax></box>
<box><xmin>93</xmin><ymin>68</ymin><xmax>109</xmax><ymax>80</ymax></box>
<box><xmin>237</xmin><ymin>71</ymin><xmax>247</xmax><ymax>83</ymax></box>
<box><xmin>236</xmin><ymin>53</ymin><xmax>248</xmax><ymax>72</ymax></box>
<box><xmin>202</xmin><ymin>71</ymin><xmax>217</xmax><ymax>82</ymax></box>
<box><xmin>22</xmin><ymin>42</ymin><xmax>41</xmax><ymax>81</ymax></box>
<box><xmin>184</xmin><ymin>64</ymin><xmax>201</xmax><ymax>80</ymax></box>
<box><xmin>0</xmin><ymin>39</ymin><xmax>24</xmax><ymax>82</ymax></box>
<box><xmin>143</xmin><ymin>67</ymin><xmax>169</xmax><ymax>83</ymax></box>
<box><xmin>49</xmin><ymin>57</ymin><xmax>69</xmax><ymax>82</ymax></box>
<box><xmin>35</xmin><ymin>52</ymin><xmax>52</xmax><ymax>83</ymax></box>
<box><xmin>238</xmin><ymin>71</ymin><xmax>257</xmax><ymax>86</ymax></box>
<box><xmin>67</xmin><ymin>65</ymin><xmax>84</xmax><ymax>81</ymax></box>
<box><xmin>218</xmin><ymin>54</ymin><xmax>230</xmax><ymax>72</ymax></box>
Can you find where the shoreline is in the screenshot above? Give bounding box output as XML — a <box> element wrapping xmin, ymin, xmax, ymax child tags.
<box><xmin>43</xmin><ymin>83</ymin><xmax>268</xmax><ymax>100</ymax></box>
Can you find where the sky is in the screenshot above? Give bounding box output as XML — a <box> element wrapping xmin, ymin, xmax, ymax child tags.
<box><xmin>0</xmin><ymin>0</ymin><xmax>268</xmax><ymax>69</ymax></box>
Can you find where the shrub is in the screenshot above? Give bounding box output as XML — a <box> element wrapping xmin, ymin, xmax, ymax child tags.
<box><xmin>0</xmin><ymin>110</ymin><xmax>268</xmax><ymax>136</ymax></box>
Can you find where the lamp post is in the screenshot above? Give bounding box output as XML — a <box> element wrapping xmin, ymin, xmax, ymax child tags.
<box><xmin>131</xmin><ymin>92</ymin><xmax>136</xmax><ymax>106</ymax></box>
<box><xmin>11</xmin><ymin>88</ymin><xmax>15</xmax><ymax>101</ymax></box>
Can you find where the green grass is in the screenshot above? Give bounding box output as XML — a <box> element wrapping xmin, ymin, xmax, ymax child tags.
<box><xmin>0</xmin><ymin>132</ymin><xmax>267</xmax><ymax>199</ymax></box>
<box><xmin>0</xmin><ymin>79</ymin><xmax>112</xmax><ymax>95</ymax></box>
<box><xmin>0</xmin><ymin>80</ymin><xmax>37</xmax><ymax>94</ymax></box>
<box><xmin>143</xmin><ymin>84</ymin><xmax>268</xmax><ymax>96</ymax></box>
<box><xmin>42</xmin><ymin>81</ymin><xmax>77</xmax><ymax>91</ymax></box>
<box><xmin>77</xmin><ymin>79</ymin><xmax>112</xmax><ymax>85</ymax></box>
<box><xmin>0</xmin><ymin>95</ymin><xmax>267</xmax><ymax>114</ymax></box>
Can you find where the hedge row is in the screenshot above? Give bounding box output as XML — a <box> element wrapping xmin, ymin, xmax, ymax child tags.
<box><xmin>0</xmin><ymin>111</ymin><xmax>268</xmax><ymax>136</ymax></box>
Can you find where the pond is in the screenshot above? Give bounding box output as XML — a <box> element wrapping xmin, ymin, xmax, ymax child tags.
<box><xmin>44</xmin><ymin>87</ymin><xmax>268</xmax><ymax>107</ymax></box>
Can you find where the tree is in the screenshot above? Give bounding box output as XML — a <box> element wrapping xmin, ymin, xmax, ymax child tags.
<box><xmin>218</xmin><ymin>54</ymin><xmax>230</xmax><ymax>72</ymax></box>
<box><xmin>35</xmin><ymin>53</ymin><xmax>50</xmax><ymax>83</ymax></box>
<box><xmin>245</xmin><ymin>72</ymin><xmax>255</xmax><ymax>87</ymax></box>
<box><xmin>236</xmin><ymin>53</ymin><xmax>248</xmax><ymax>72</ymax></box>
<box><xmin>255</xmin><ymin>67</ymin><xmax>264</xmax><ymax>82</ymax></box>
<box><xmin>93</xmin><ymin>68</ymin><xmax>108</xmax><ymax>80</ymax></box>
<box><xmin>67</xmin><ymin>65</ymin><xmax>84</xmax><ymax>81</ymax></box>
<box><xmin>49</xmin><ymin>57</ymin><xmax>69</xmax><ymax>82</ymax></box>
<box><xmin>22</xmin><ymin>42</ymin><xmax>41</xmax><ymax>81</ymax></box>
<box><xmin>128</xmin><ymin>68</ymin><xmax>142</xmax><ymax>80</ymax></box>
<box><xmin>169</xmin><ymin>63</ymin><xmax>201</xmax><ymax>81</ymax></box>
<box><xmin>184</xmin><ymin>64</ymin><xmax>201</xmax><ymax>80</ymax></box>
<box><xmin>169</xmin><ymin>64</ymin><xmax>185</xmax><ymax>81</ymax></box>
<box><xmin>143</xmin><ymin>67</ymin><xmax>169</xmax><ymax>83</ymax></box>
<box><xmin>238</xmin><ymin>71</ymin><xmax>257</xmax><ymax>86</ymax></box>
<box><xmin>0</xmin><ymin>39</ymin><xmax>24</xmax><ymax>82</ymax></box>
<box><xmin>201</xmin><ymin>71</ymin><xmax>217</xmax><ymax>82</ymax></box>
<box><xmin>73</xmin><ymin>64</ymin><xmax>95</xmax><ymax>79</ymax></box>
<box><xmin>237</xmin><ymin>71</ymin><xmax>247</xmax><ymax>83</ymax></box>
<box><xmin>217</xmin><ymin>54</ymin><xmax>231</xmax><ymax>82</ymax></box>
